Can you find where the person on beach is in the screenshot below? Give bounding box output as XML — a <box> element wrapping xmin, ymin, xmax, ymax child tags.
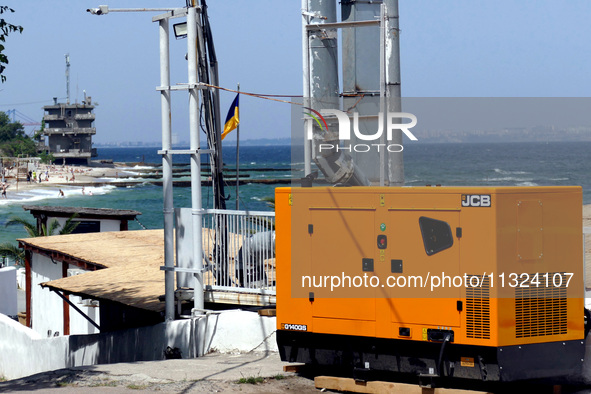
<box><xmin>1</xmin><ymin>183</ymin><xmax>8</xmax><ymax>199</ymax></box>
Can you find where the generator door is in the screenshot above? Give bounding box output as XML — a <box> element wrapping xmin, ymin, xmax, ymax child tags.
<box><xmin>387</xmin><ymin>209</ymin><xmax>461</xmax><ymax>327</ymax></box>
<box><xmin>308</xmin><ymin>207</ymin><xmax>377</xmax><ymax>321</ymax></box>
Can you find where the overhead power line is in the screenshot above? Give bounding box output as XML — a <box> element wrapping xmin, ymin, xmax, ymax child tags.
<box><xmin>0</xmin><ymin>97</ymin><xmax>68</xmax><ymax>107</ymax></box>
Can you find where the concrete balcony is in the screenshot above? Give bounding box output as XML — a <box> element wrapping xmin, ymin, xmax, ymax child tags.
<box><xmin>43</xmin><ymin>113</ymin><xmax>95</xmax><ymax>121</ymax></box>
<box><xmin>44</xmin><ymin>128</ymin><xmax>96</xmax><ymax>135</ymax></box>
<box><xmin>74</xmin><ymin>113</ymin><xmax>95</xmax><ymax>120</ymax></box>
<box><xmin>52</xmin><ymin>149</ymin><xmax>93</xmax><ymax>158</ymax></box>
<box><xmin>36</xmin><ymin>143</ymin><xmax>49</xmax><ymax>151</ymax></box>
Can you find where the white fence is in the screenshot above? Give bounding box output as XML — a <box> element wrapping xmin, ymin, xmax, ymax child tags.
<box><xmin>174</xmin><ymin>209</ymin><xmax>276</xmax><ymax>295</ymax></box>
<box><xmin>201</xmin><ymin>209</ymin><xmax>275</xmax><ymax>294</ymax></box>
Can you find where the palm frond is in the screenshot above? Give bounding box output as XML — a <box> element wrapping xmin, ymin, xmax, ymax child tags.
<box><xmin>5</xmin><ymin>217</ymin><xmax>39</xmax><ymax>237</ymax></box>
<box><xmin>47</xmin><ymin>219</ymin><xmax>61</xmax><ymax>236</ymax></box>
<box><xmin>260</xmin><ymin>196</ymin><xmax>275</xmax><ymax>209</ymax></box>
<box><xmin>0</xmin><ymin>242</ymin><xmax>25</xmax><ymax>266</ymax></box>
<box><xmin>60</xmin><ymin>213</ymin><xmax>80</xmax><ymax>235</ymax></box>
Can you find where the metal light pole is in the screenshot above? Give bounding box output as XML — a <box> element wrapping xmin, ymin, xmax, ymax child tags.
<box><xmin>301</xmin><ymin>0</ymin><xmax>312</xmax><ymax>176</ymax></box>
<box><xmin>88</xmin><ymin>5</ymin><xmax>207</xmax><ymax>320</ymax></box>
<box><xmin>384</xmin><ymin>0</ymin><xmax>404</xmax><ymax>186</ymax></box>
<box><xmin>88</xmin><ymin>5</ymin><xmax>180</xmax><ymax>322</ymax></box>
<box><xmin>158</xmin><ymin>16</ymin><xmax>175</xmax><ymax>322</ymax></box>
<box><xmin>187</xmin><ymin>6</ymin><xmax>205</xmax><ymax>312</ymax></box>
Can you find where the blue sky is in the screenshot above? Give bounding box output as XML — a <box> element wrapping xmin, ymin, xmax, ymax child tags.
<box><xmin>0</xmin><ymin>1</ymin><xmax>589</xmax><ymax>143</ymax></box>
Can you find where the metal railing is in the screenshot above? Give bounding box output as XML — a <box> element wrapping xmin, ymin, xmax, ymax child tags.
<box><xmin>201</xmin><ymin>209</ymin><xmax>275</xmax><ymax>294</ymax></box>
<box><xmin>44</xmin><ymin>127</ymin><xmax>96</xmax><ymax>134</ymax></box>
<box><xmin>52</xmin><ymin>148</ymin><xmax>94</xmax><ymax>154</ymax></box>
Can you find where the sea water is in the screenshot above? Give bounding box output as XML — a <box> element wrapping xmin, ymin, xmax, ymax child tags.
<box><xmin>0</xmin><ymin>142</ymin><xmax>589</xmax><ymax>246</ymax></box>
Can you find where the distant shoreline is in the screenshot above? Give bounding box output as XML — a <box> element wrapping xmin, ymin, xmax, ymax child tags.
<box><xmin>94</xmin><ymin>138</ymin><xmax>294</xmax><ymax>148</ymax></box>
<box><xmin>93</xmin><ymin>140</ymin><xmax>591</xmax><ymax>148</ymax></box>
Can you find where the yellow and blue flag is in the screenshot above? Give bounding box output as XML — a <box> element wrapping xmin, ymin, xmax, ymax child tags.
<box><xmin>222</xmin><ymin>94</ymin><xmax>239</xmax><ymax>140</ymax></box>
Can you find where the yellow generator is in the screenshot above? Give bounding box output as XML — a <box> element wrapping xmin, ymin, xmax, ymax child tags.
<box><xmin>275</xmin><ymin>186</ymin><xmax>586</xmax><ymax>382</ymax></box>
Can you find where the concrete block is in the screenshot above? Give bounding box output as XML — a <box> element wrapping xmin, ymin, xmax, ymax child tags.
<box><xmin>0</xmin><ymin>267</ymin><xmax>17</xmax><ymax>317</ymax></box>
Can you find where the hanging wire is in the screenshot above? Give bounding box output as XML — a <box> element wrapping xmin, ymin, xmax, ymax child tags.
<box><xmin>14</xmin><ymin>109</ymin><xmax>39</xmax><ymax>123</ymax></box>
<box><xmin>202</xmin><ymin>83</ymin><xmax>303</xmax><ymax>106</ymax></box>
<box><xmin>0</xmin><ymin>98</ymin><xmax>67</xmax><ymax>107</ymax></box>
<box><xmin>221</xmin><ymin>176</ymin><xmax>250</xmax><ymax>210</ymax></box>
<box><xmin>134</xmin><ymin>217</ymin><xmax>148</xmax><ymax>230</ymax></box>
<box><xmin>203</xmin><ymin>83</ymin><xmax>369</xmax><ymax>104</ymax></box>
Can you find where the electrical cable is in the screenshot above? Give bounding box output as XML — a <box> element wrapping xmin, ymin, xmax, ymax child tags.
<box><xmin>201</xmin><ymin>83</ymin><xmax>303</xmax><ymax>106</ymax></box>
<box><xmin>0</xmin><ymin>98</ymin><xmax>67</xmax><ymax>107</ymax></box>
<box><xmin>134</xmin><ymin>217</ymin><xmax>148</xmax><ymax>230</ymax></box>
<box><xmin>246</xmin><ymin>93</ymin><xmax>303</xmax><ymax>98</ymax></box>
<box><xmin>437</xmin><ymin>333</ymin><xmax>452</xmax><ymax>378</ymax></box>
<box><xmin>14</xmin><ymin>109</ymin><xmax>38</xmax><ymax>123</ymax></box>
<box><xmin>201</xmin><ymin>83</ymin><xmax>367</xmax><ymax>107</ymax></box>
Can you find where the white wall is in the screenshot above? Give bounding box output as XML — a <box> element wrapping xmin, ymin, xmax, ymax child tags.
<box><xmin>99</xmin><ymin>219</ymin><xmax>121</xmax><ymax>232</ymax></box>
<box><xmin>0</xmin><ymin>267</ymin><xmax>17</xmax><ymax>317</ymax></box>
<box><xmin>0</xmin><ymin>310</ymin><xmax>278</xmax><ymax>380</ymax></box>
<box><xmin>31</xmin><ymin>254</ymin><xmax>63</xmax><ymax>337</ymax></box>
<box><xmin>67</xmin><ymin>264</ymin><xmax>100</xmax><ymax>335</ymax></box>
<box><xmin>68</xmin><ymin>294</ymin><xmax>100</xmax><ymax>335</ymax></box>
<box><xmin>30</xmin><ymin>255</ymin><xmax>100</xmax><ymax>337</ymax></box>
<box><xmin>29</xmin><ymin>214</ymin><xmax>124</xmax><ymax>336</ymax></box>
<box><xmin>204</xmin><ymin>310</ymin><xmax>277</xmax><ymax>354</ymax></box>
<box><xmin>16</xmin><ymin>267</ymin><xmax>25</xmax><ymax>290</ymax></box>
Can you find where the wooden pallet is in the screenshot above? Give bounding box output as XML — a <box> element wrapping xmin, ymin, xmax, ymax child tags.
<box><xmin>283</xmin><ymin>364</ymin><xmax>306</xmax><ymax>373</ymax></box>
<box><xmin>314</xmin><ymin>376</ymin><xmax>493</xmax><ymax>394</ymax></box>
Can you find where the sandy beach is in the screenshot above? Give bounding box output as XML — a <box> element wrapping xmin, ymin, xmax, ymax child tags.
<box><xmin>0</xmin><ymin>163</ymin><xmax>136</xmax><ymax>199</ymax></box>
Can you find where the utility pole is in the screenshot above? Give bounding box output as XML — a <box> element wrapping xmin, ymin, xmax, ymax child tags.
<box><xmin>235</xmin><ymin>83</ymin><xmax>240</xmax><ymax>210</ymax></box>
<box><xmin>65</xmin><ymin>54</ymin><xmax>70</xmax><ymax>105</ymax></box>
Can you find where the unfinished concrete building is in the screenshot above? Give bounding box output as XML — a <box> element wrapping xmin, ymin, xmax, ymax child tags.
<box><xmin>42</xmin><ymin>96</ymin><xmax>97</xmax><ymax>165</ymax></box>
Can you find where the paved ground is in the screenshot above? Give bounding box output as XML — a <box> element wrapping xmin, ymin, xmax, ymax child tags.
<box><xmin>4</xmin><ymin>352</ymin><xmax>591</xmax><ymax>394</ymax></box>
<box><xmin>0</xmin><ymin>352</ymin><xmax>318</xmax><ymax>393</ymax></box>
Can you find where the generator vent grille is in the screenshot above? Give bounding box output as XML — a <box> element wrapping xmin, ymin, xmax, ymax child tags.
<box><xmin>466</xmin><ymin>275</ymin><xmax>490</xmax><ymax>339</ymax></box>
<box><xmin>515</xmin><ymin>272</ymin><xmax>567</xmax><ymax>338</ymax></box>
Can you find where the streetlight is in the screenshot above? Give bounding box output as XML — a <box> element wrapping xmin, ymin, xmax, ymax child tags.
<box><xmin>87</xmin><ymin>4</ymin><xmax>205</xmax><ymax>321</ymax></box>
<box><xmin>173</xmin><ymin>22</ymin><xmax>188</xmax><ymax>39</ymax></box>
<box><xmin>86</xmin><ymin>5</ymin><xmax>108</xmax><ymax>15</ymax></box>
